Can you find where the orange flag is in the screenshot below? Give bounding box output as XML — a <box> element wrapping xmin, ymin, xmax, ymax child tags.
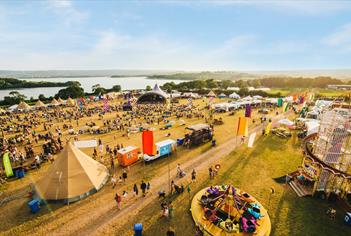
<box><xmin>142</xmin><ymin>130</ymin><xmax>154</xmax><ymax>155</ymax></box>
<box><xmin>237</xmin><ymin>117</ymin><xmax>248</xmax><ymax>136</ymax></box>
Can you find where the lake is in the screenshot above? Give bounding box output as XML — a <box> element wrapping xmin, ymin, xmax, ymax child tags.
<box><xmin>0</xmin><ymin>76</ymin><xmax>184</xmax><ymax>100</ymax></box>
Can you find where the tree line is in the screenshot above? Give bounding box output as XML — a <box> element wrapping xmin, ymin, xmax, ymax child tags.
<box><xmin>161</xmin><ymin>76</ymin><xmax>351</xmax><ymax>92</ymax></box>
<box><xmin>0</xmin><ymin>78</ymin><xmax>79</xmax><ymax>90</ymax></box>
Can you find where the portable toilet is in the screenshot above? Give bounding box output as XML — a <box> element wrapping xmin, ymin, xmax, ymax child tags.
<box><xmin>134</xmin><ymin>223</ymin><xmax>143</xmax><ymax>236</ymax></box>
<box><xmin>117</xmin><ymin>146</ymin><xmax>140</xmax><ymax>167</ymax></box>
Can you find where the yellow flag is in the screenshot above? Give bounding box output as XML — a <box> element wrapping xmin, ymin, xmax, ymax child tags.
<box><xmin>237</xmin><ymin>117</ymin><xmax>248</xmax><ymax>136</ymax></box>
<box><xmin>265</xmin><ymin>122</ymin><xmax>272</xmax><ymax>135</ymax></box>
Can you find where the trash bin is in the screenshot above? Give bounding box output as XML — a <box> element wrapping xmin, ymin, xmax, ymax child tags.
<box><xmin>134</xmin><ymin>223</ymin><xmax>143</xmax><ymax>236</ymax></box>
<box><xmin>28</xmin><ymin>199</ymin><xmax>40</xmax><ymax>213</ymax></box>
<box><xmin>177</xmin><ymin>138</ymin><xmax>184</xmax><ymax>146</ymax></box>
<box><xmin>17</xmin><ymin>169</ymin><xmax>25</xmax><ymax>178</ymax></box>
<box><xmin>345</xmin><ymin>212</ymin><xmax>351</xmax><ymax>226</ymax></box>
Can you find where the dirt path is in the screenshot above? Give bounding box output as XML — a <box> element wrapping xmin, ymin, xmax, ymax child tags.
<box><xmin>64</xmin><ymin>114</ymin><xmax>288</xmax><ymax>236</ymax></box>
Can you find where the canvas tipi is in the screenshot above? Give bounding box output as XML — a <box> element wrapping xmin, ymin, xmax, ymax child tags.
<box><xmin>51</xmin><ymin>98</ymin><xmax>60</xmax><ymax>106</ymax></box>
<box><xmin>66</xmin><ymin>97</ymin><xmax>76</xmax><ymax>107</ymax></box>
<box><xmin>34</xmin><ymin>142</ymin><xmax>109</xmax><ymax>203</ymax></box>
<box><xmin>34</xmin><ymin>100</ymin><xmax>45</xmax><ymax>108</ymax></box>
<box><xmin>17</xmin><ymin>101</ymin><xmax>31</xmax><ymax>110</ymax></box>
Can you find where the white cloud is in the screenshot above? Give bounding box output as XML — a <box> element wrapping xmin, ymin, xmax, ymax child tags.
<box><xmin>46</xmin><ymin>0</ymin><xmax>89</xmax><ymax>25</ymax></box>
<box><xmin>182</xmin><ymin>0</ymin><xmax>351</xmax><ymax>15</ymax></box>
<box><xmin>323</xmin><ymin>23</ymin><xmax>351</xmax><ymax>51</ymax></box>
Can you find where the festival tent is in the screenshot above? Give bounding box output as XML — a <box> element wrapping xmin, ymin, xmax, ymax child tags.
<box><xmin>34</xmin><ymin>100</ymin><xmax>46</xmax><ymax>108</ymax></box>
<box><xmin>278</xmin><ymin>118</ymin><xmax>294</xmax><ymax>127</ymax></box>
<box><xmin>253</xmin><ymin>95</ymin><xmax>263</xmax><ymax>99</ymax></box>
<box><xmin>0</xmin><ymin>107</ymin><xmax>6</xmax><ymax>113</ymax></box>
<box><xmin>34</xmin><ymin>142</ymin><xmax>109</xmax><ymax>203</ymax></box>
<box><xmin>57</xmin><ymin>98</ymin><xmax>65</xmax><ymax>104</ymax></box>
<box><xmin>229</xmin><ymin>92</ymin><xmax>240</xmax><ymax>99</ymax></box>
<box><xmin>242</xmin><ymin>96</ymin><xmax>252</xmax><ymax>101</ymax></box>
<box><xmin>66</xmin><ymin>97</ymin><xmax>76</xmax><ymax>106</ymax></box>
<box><xmin>306</xmin><ymin>120</ymin><xmax>320</xmax><ymax>136</ymax></box>
<box><xmin>207</xmin><ymin>90</ymin><xmax>216</xmax><ymax>97</ymax></box>
<box><xmin>51</xmin><ymin>98</ymin><xmax>60</xmax><ymax>106</ymax></box>
<box><xmin>8</xmin><ymin>104</ymin><xmax>18</xmax><ymax>112</ymax></box>
<box><xmin>218</xmin><ymin>93</ymin><xmax>227</xmax><ymax>98</ymax></box>
<box><xmin>137</xmin><ymin>84</ymin><xmax>168</xmax><ymax>104</ymax></box>
<box><xmin>17</xmin><ymin>101</ymin><xmax>31</xmax><ymax>110</ymax></box>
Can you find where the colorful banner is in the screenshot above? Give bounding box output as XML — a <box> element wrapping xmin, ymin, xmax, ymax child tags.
<box><xmin>248</xmin><ymin>132</ymin><xmax>256</xmax><ymax>148</ymax></box>
<box><xmin>237</xmin><ymin>117</ymin><xmax>248</xmax><ymax>136</ymax></box>
<box><xmin>142</xmin><ymin>131</ymin><xmax>155</xmax><ymax>155</ymax></box>
<box><xmin>277</xmin><ymin>98</ymin><xmax>283</xmax><ymax>107</ymax></box>
<box><xmin>3</xmin><ymin>152</ymin><xmax>13</xmax><ymax>177</ymax></box>
<box><xmin>282</xmin><ymin>102</ymin><xmax>289</xmax><ymax>112</ymax></box>
<box><xmin>265</xmin><ymin>122</ymin><xmax>272</xmax><ymax>135</ymax></box>
<box><xmin>103</xmin><ymin>98</ymin><xmax>109</xmax><ymax>111</ymax></box>
<box><xmin>245</xmin><ymin>104</ymin><xmax>252</xmax><ymax>118</ymax></box>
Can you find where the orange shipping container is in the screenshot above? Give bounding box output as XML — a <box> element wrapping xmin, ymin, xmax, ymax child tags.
<box><xmin>117</xmin><ymin>146</ymin><xmax>140</xmax><ymax>167</ymax></box>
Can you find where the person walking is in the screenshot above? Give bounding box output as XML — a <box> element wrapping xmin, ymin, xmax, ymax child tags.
<box><xmin>191</xmin><ymin>169</ymin><xmax>196</xmax><ymax>183</ymax></box>
<box><xmin>111</xmin><ymin>174</ymin><xmax>117</xmax><ymax>189</ymax></box>
<box><xmin>133</xmin><ymin>183</ymin><xmax>139</xmax><ymax>196</ymax></box>
<box><xmin>141</xmin><ymin>180</ymin><xmax>147</xmax><ymax>197</ymax></box>
<box><xmin>122</xmin><ymin>169</ymin><xmax>128</xmax><ymax>182</ymax></box>
<box><xmin>115</xmin><ymin>193</ymin><xmax>122</xmax><ymax>210</ymax></box>
<box><xmin>209</xmin><ymin>166</ymin><xmax>213</xmax><ymax>179</ymax></box>
<box><xmin>168</xmin><ymin>201</ymin><xmax>174</xmax><ymax>219</ymax></box>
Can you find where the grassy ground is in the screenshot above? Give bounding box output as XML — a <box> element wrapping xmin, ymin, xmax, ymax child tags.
<box><xmin>118</xmin><ymin>135</ymin><xmax>350</xmax><ymax>236</ymax></box>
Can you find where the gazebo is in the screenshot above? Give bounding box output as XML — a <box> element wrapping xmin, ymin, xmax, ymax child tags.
<box><xmin>136</xmin><ymin>84</ymin><xmax>168</xmax><ymax>104</ymax></box>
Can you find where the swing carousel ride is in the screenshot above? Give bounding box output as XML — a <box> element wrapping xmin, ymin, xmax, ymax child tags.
<box><xmin>191</xmin><ymin>185</ymin><xmax>271</xmax><ymax>236</ymax></box>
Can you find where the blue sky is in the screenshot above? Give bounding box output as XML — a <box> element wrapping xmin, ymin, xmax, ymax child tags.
<box><xmin>0</xmin><ymin>0</ymin><xmax>351</xmax><ymax>71</ymax></box>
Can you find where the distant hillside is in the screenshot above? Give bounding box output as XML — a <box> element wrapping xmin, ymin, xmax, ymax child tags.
<box><xmin>149</xmin><ymin>71</ymin><xmax>258</xmax><ymax>81</ymax></box>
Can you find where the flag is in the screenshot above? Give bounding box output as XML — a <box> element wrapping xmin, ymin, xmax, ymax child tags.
<box><xmin>265</xmin><ymin>122</ymin><xmax>272</xmax><ymax>135</ymax></box>
<box><xmin>237</xmin><ymin>117</ymin><xmax>248</xmax><ymax>136</ymax></box>
<box><xmin>142</xmin><ymin>130</ymin><xmax>155</xmax><ymax>155</ymax></box>
<box><xmin>3</xmin><ymin>152</ymin><xmax>13</xmax><ymax>177</ymax></box>
<box><xmin>248</xmin><ymin>132</ymin><xmax>256</xmax><ymax>148</ymax></box>
<box><xmin>277</xmin><ymin>98</ymin><xmax>283</xmax><ymax>107</ymax></box>
<box><xmin>103</xmin><ymin>98</ymin><xmax>109</xmax><ymax>111</ymax></box>
<box><xmin>282</xmin><ymin>102</ymin><xmax>289</xmax><ymax>112</ymax></box>
<box><xmin>245</xmin><ymin>104</ymin><xmax>252</xmax><ymax>118</ymax></box>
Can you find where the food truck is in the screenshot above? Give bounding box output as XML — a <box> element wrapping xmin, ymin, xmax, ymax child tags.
<box><xmin>117</xmin><ymin>146</ymin><xmax>140</xmax><ymax>167</ymax></box>
<box><xmin>143</xmin><ymin>139</ymin><xmax>176</xmax><ymax>162</ymax></box>
<box><xmin>184</xmin><ymin>124</ymin><xmax>213</xmax><ymax>147</ymax></box>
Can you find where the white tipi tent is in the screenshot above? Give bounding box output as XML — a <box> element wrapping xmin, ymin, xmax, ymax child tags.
<box><xmin>34</xmin><ymin>142</ymin><xmax>109</xmax><ymax>203</ymax></box>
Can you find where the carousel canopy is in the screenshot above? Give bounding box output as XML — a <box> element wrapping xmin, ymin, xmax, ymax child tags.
<box><xmin>34</xmin><ymin>142</ymin><xmax>109</xmax><ymax>203</ymax></box>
